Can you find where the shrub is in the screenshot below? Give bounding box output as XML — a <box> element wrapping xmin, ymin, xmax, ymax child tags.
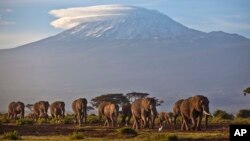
<box><xmin>16</xmin><ymin>119</ymin><xmax>34</xmax><ymax>125</ymax></box>
<box><xmin>69</xmin><ymin>132</ymin><xmax>84</xmax><ymax>140</ymax></box>
<box><xmin>37</xmin><ymin>118</ymin><xmax>48</xmax><ymax>124</ymax></box>
<box><xmin>167</xmin><ymin>134</ymin><xmax>178</xmax><ymax>141</ymax></box>
<box><xmin>62</xmin><ymin>116</ymin><xmax>74</xmax><ymax>124</ymax></box>
<box><xmin>0</xmin><ymin>116</ymin><xmax>10</xmax><ymax>124</ymax></box>
<box><xmin>237</xmin><ymin>109</ymin><xmax>250</xmax><ymax>118</ymax></box>
<box><xmin>213</xmin><ymin>109</ymin><xmax>234</xmax><ymax>120</ymax></box>
<box><xmin>117</xmin><ymin>127</ymin><xmax>137</xmax><ymax>138</ymax></box>
<box><xmin>3</xmin><ymin>130</ymin><xmax>21</xmax><ymax>140</ymax></box>
<box><xmin>87</xmin><ymin>115</ymin><xmax>102</xmax><ymax>124</ymax></box>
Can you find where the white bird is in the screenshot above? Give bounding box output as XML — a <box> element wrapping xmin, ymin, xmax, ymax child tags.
<box><xmin>158</xmin><ymin>125</ymin><xmax>163</xmax><ymax>132</ymax></box>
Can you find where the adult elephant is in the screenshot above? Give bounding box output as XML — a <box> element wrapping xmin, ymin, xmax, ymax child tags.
<box><xmin>33</xmin><ymin>101</ymin><xmax>50</xmax><ymax>120</ymax></box>
<box><xmin>158</xmin><ymin>112</ymin><xmax>171</xmax><ymax>127</ymax></box>
<box><xmin>8</xmin><ymin>101</ymin><xmax>25</xmax><ymax>120</ymax></box>
<box><xmin>172</xmin><ymin>99</ymin><xmax>184</xmax><ymax>128</ymax></box>
<box><xmin>131</xmin><ymin>97</ymin><xmax>157</xmax><ymax>129</ymax></box>
<box><xmin>98</xmin><ymin>102</ymin><xmax>119</xmax><ymax>127</ymax></box>
<box><xmin>72</xmin><ymin>98</ymin><xmax>87</xmax><ymax>125</ymax></box>
<box><xmin>121</xmin><ymin>103</ymin><xmax>132</xmax><ymax>126</ymax></box>
<box><xmin>180</xmin><ymin>95</ymin><xmax>211</xmax><ymax>131</ymax></box>
<box><xmin>50</xmin><ymin>101</ymin><xmax>65</xmax><ymax>119</ymax></box>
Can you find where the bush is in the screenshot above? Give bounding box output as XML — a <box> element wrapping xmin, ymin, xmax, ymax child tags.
<box><xmin>237</xmin><ymin>109</ymin><xmax>250</xmax><ymax>118</ymax></box>
<box><xmin>16</xmin><ymin>119</ymin><xmax>34</xmax><ymax>125</ymax></box>
<box><xmin>87</xmin><ymin>115</ymin><xmax>102</xmax><ymax>124</ymax></box>
<box><xmin>69</xmin><ymin>132</ymin><xmax>84</xmax><ymax>140</ymax></box>
<box><xmin>117</xmin><ymin>127</ymin><xmax>137</xmax><ymax>138</ymax></box>
<box><xmin>37</xmin><ymin>118</ymin><xmax>48</xmax><ymax>124</ymax></box>
<box><xmin>167</xmin><ymin>135</ymin><xmax>178</xmax><ymax>141</ymax></box>
<box><xmin>2</xmin><ymin>130</ymin><xmax>21</xmax><ymax>140</ymax></box>
<box><xmin>213</xmin><ymin>110</ymin><xmax>234</xmax><ymax>120</ymax></box>
<box><xmin>62</xmin><ymin>116</ymin><xmax>74</xmax><ymax>124</ymax></box>
<box><xmin>0</xmin><ymin>116</ymin><xmax>10</xmax><ymax>124</ymax></box>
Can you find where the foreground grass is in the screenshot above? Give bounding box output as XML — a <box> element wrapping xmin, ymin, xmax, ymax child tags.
<box><xmin>0</xmin><ymin>131</ymin><xmax>228</xmax><ymax>141</ymax></box>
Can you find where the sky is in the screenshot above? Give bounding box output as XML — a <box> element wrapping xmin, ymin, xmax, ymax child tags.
<box><xmin>0</xmin><ymin>0</ymin><xmax>250</xmax><ymax>49</ymax></box>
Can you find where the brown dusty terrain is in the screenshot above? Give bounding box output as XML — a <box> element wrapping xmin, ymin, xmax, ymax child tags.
<box><xmin>0</xmin><ymin>123</ymin><xmax>229</xmax><ymax>138</ymax></box>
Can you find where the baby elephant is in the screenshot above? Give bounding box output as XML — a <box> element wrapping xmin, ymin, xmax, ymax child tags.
<box><xmin>158</xmin><ymin>112</ymin><xmax>172</xmax><ymax>127</ymax></box>
<box><xmin>50</xmin><ymin>101</ymin><xmax>65</xmax><ymax>119</ymax></box>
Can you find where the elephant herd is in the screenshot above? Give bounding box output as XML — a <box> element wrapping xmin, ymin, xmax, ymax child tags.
<box><xmin>8</xmin><ymin>95</ymin><xmax>211</xmax><ymax>131</ymax></box>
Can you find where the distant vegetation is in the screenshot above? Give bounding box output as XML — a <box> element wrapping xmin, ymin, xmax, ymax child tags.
<box><xmin>2</xmin><ymin>130</ymin><xmax>21</xmax><ymax>140</ymax></box>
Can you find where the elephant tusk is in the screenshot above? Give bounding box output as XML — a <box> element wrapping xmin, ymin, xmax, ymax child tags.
<box><xmin>203</xmin><ymin>110</ymin><xmax>211</xmax><ymax>116</ymax></box>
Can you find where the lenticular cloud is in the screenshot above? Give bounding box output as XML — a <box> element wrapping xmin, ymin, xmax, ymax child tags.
<box><xmin>49</xmin><ymin>5</ymin><xmax>134</xmax><ymax>29</ymax></box>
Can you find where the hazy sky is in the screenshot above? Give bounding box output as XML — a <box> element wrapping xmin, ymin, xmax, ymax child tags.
<box><xmin>0</xmin><ymin>0</ymin><xmax>250</xmax><ymax>49</ymax></box>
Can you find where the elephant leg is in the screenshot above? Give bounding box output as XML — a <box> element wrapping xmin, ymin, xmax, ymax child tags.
<box><xmin>127</xmin><ymin>116</ymin><xmax>131</xmax><ymax>126</ymax></box>
<box><xmin>196</xmin><ymin>115</ymin><xmax>202</xmax><ymax>131</ymax></box>
<box><xmin>74</xmin><ymin>114</ymin><xmax>78</xmax><ymax>124</ymax></box>
<box><xmin>182</xmin><ymin>117</ymin><xmax>189</xmax><ymax>131</ymax></box>
<box><xmin>205</xmin><ymin>115</ymin><xmax>208</xmax><ymax>130</ymax></box>
<box><xmin>173</xmin><ymin>115</ymin><xmax>177</xmax><ymax>129</ymax></box>
<box><xmin>191</xmin><ymin>116</ymin><xmax>197</xmax><ymax>131</ymax></box>
<box><xmin>132</xmin><ymin>115</ymin><xmax>138</xmax><ymax>129</ymax></box>
<box><xmin>121</xmin><ymin>115</ymin><xmax>125</xmax><ymax>126</ymax></box>
<box><xmin>84</xmin><ymin>111</ymin><xmax>87</xmax><ymax>124</ymax></box>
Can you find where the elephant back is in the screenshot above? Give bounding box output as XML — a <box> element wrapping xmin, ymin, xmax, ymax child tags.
<box><xmin>72</xmin><ymin>98</ymin><xmax>87</xmax><ymax>113</ymax></box>
<box><xmin>122</xmin><ymin>103</ymin><xmax>132</xmax><ymax>116</ymax></box>
<box><xmin>173</xmin><ymin>99</ymin><xmax>184</xmax><ymax>116</ymax></box>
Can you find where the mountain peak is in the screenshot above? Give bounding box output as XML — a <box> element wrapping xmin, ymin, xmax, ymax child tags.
<box><xmin>51</xmin><ymin>5</ymin><xmax>201</xmax><ymax>40</ymax></box>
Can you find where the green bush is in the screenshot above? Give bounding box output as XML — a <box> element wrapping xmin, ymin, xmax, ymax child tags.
<box><xmin>213</xmin><ymin>110</ymin><xmax>234</xmax><ymax>120</ymax></box>
<box><xmin>117</xmin><ymin>127</ymin><xmax>137</xmax><ymax>138</ymax></box>
<box><xmin>69</xmin><ymin>132</ymin><xmax>84</xmax><ymax>140</ymax></box>
<box><xmin>2</xmin><ymin>130</ymin><xmax>21</xmax><ymax>140</ymax></box>
<box><xmin>16</xmin><ymin>119</ymin><xmax>34</xmax><ymax>125</ymax></box>
<box><xmin>37</xmin><ymin>118</ymin><xmax>48</xmax><ymax>124</ymax></box>
<box><xmin>62</xmin><ymin>116</ymin><xmax>74</xmax><ymax>124</ymax></box>
<box><xmin>237</xmin><ymin>109</ymin><xmax>250</xmax><ymax>118</ymax></box>
<box><xmin>0</xmin><ymin>117</ymin><xmax>10</xmax><ymax>124</ymax></box>
<box><xmin>167</xmin><ymin>135</ymin><xmax>178</xmax><ymax>141</ymax></box>
<box><xmin>87</xmin><ymin>115</ymin><xmax>102</xmax><ymax>124</ymax></box>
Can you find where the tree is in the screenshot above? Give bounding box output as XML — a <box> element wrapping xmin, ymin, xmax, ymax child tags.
<box><xmin>153</xmin><ymin>97</ymin><xmax>164</xmax><ymax>106</ymax></box>
<box><xmin>236</xmin><ymin>109</ymin><xmax>250</xmax><ymax>118</ymax></box>
<box><xmin>126</xmin><ymin>92</ymin><xmax>149</xmax><ymax>102</ymax></box>
<box><xmin>243</xmin><ymin>87</ymin><xmax>250</xmax><ymax>96</ymax></box>
<box><xmin>126</xmin><ymin>92</ymin><xmax>164</xmax><ymax>106</ymax></box>
<box><xmin>91</xmin><ymin>93</ymin><xmax>129</xmax><ymax>108</ymax></box>
<box><xmin>87</xmin><ymin>106</ymin><xmax>95</xmax><ymax>112</ymax></box>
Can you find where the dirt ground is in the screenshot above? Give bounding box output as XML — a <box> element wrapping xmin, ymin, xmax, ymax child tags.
<box><xmin>0</xmin><ymin>123</ymin><xmax>229</xmax><ymax>138</ymax></box>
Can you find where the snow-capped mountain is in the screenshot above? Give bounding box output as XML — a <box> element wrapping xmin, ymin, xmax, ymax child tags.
<box><xmin>0</xmin><ymin>5</ymin><xmax>249</xmax><ymax>113</ymax></box>
<box><xmin>54</xmin><ymin>5</ymin><xmax>202</xmax><ymax>40</ymax></box>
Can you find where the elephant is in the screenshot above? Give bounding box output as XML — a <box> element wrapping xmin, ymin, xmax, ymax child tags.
<box><xmin>98</xmin><ymin>102</ymin><xmax>119</xmax><ymax>127</ymax></box>
<box><xmin>158</xmin><ymin>112</ymin><xmax>171</xmax><ymax>127</ymax></box>
<box><xmin>72</xmin><ymin>98</ymin><xmax>88</xmax><ymax>125</ymax></box>
<box><xmin>172</xmin><ymin>99</ymin><xmax>184</xmax><ymax>128</ymax></box>
<box><xmin>168</xmin><ymin>112</ymin><xmax>174</xmax><ymax>123</ymax></box>
<box><xmin>32</xmin><ymin>101</ymin><xmax>50</xmax><ymax>120</ymax></box>
<box><xmin>121</xmin><ymin>103</ymin><xmax>132</xmax><ymax>126</ymax></box>
<box><xmin>8</xmin><ymin>101</ymin><xmax>25</xmax><ymax>120</ymax></box>
<box><xmin>180</xmin><ymin>95</ymin><xmax>211</xmax><ymax>131</ymax></box>
<box><xmin>50</xmin><ymin>101</ymin><xmax>65</xmax><ymax>119</ymax></box>
<box><xmin>131</xmin><ymin>97</ymin><xmax>157</xmax><ymax>129</ymax></box>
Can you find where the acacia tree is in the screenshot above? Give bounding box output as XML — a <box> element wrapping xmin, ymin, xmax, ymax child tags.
<box><xmin>91</xmin><ymin>93</ymin><xmax>129</xmax><ymax>108</ymax></box>
<box><xmin>126</xmin><ymin>92</ymin><xmax>149</xmax><ymax>102</ymax></box>
<box><xmin>243</xmin><ymin>87</ymin><xmax>250</xmax><ymax>96</ymax></box>
<box><xmin>126</xmin><ymin>92</ymin><xmax>164</xmax><ymax>106</ymax></box>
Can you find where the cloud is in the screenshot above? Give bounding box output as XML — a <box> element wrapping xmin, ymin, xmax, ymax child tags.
<box><xmin>49</xmin><ymin>5</ymin><xmax>134</xmax><ymax>29</ymax></box>
<box><xmin>0</xmin><ymin>16</ymin><xmax>15</xmax><ymax>25</ymax></box>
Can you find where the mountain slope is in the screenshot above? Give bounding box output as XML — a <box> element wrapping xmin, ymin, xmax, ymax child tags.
<box><xmin>0</xmin><ymin>5</ymin><xmax>250</xmax><ymax>113</ymax></box>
